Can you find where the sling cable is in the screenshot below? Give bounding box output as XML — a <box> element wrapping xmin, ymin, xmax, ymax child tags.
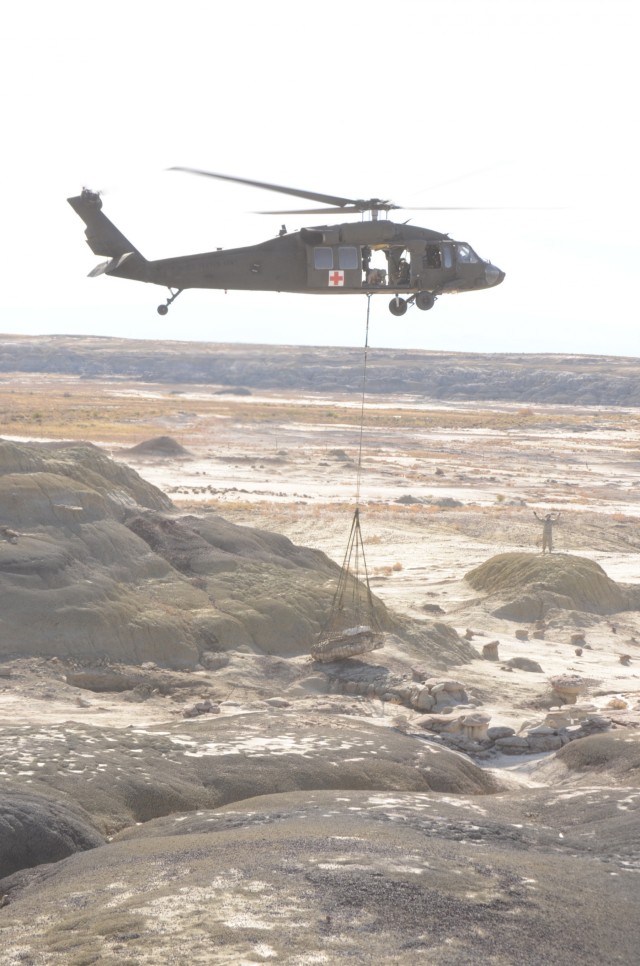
<box><xmin>311</xmin><ymin>295</ymin><xmax>385</xmax><ymax>663</ymax></box>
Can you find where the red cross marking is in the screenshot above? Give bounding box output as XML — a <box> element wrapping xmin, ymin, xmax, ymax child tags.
<box><xmin>329</xmin><ymin>271</ymin><xmax>344</xmax><ymax>286</ymax></box>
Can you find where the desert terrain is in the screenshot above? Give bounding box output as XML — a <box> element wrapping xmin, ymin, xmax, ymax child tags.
<box><xmin>1</xmin><ymin>339</ymin><xmax>639</xmax><ymax>964</ymax></box>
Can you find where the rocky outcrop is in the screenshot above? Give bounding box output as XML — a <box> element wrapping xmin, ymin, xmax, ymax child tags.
<box><xmin>0</xmin><ymin>441</ymin><xmax>355</xmax><ymax>664</ymax></box>
<box><xmin>466</xmin><ymin>552</ymin><xmax>632</xmax><ymax>619</ymax></box>
<box><xmin>0</xmin><ymin>790</ymin><xmax>104</xmax><ymax>879</ymax></box>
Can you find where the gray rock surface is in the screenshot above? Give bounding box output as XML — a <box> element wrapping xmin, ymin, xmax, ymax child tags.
<box><xmin>1</xmin><ymin>787</ymin><xmax>638</xmax><ymax>965</ymax></box>
<box><xmin>0</xmin><ymin>789</ymin><xmax>104</xmax><ymax>879</ymax></box>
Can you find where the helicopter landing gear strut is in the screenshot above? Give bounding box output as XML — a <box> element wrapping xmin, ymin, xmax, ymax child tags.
<box><xmin>388</xmin><ymin>291</ymin><xmax>437</xmax><ymax>315</ymax></box>
<box><xmin>389</xmin><ymin>295</ymin><xmax>408</xmax><ymax>316</ymax></box>
<box><xmin>157</xmin><ymin>288</ymin><xmax>183</xmax><ymax>315</ymax></box>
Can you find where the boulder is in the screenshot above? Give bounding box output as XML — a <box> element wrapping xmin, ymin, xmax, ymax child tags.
<box><xmin>460</xmin><ymin>712</ymin><xmax>490</xmax><ymax>741</ymax></box>
<box><xmin>549</xmin><ymin>675</ymin><xmax>586</xmax><ymax>705</ymax></box>
<box><xmin>505</xmin><ymin>657</ymin><xmax>544</xmax><ymax>673</ymax></box>
<box><xmin>482</xmin><ymin>640</ymin><xmax>500</xmax><ymax>660</ymax></box>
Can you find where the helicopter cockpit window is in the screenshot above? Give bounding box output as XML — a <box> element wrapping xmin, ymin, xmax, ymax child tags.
<box><xmin>338</xmin><ymin>246</ymin><xmax>359</xmax><ymax>270</ymax></box>
<box><xmin>314</xmin><ymin>247</ymin><xmax>334</xmax><ymax>270</ymax></box>
<box><xmin>456</xmin><ymin>244</ymin><xmax>479</xmax><ymax>264</ymax></box>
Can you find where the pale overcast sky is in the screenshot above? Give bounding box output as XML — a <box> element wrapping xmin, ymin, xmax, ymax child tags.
<box><xmin>2</xmin><ymin>0</ymin><xmax>638</xmax><ymax>354</ymax></box>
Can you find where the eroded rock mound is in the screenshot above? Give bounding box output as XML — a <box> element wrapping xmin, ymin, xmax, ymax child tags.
<box><xmin>0</xmin><ymin>789</ymin><xmax>104</xmax><ymax>879</ymax></box>
<box><xmin>0</xmin><ymin>441</ymin><xmax>349</xmax><ymax>663</ymax></box>
<box><xmin>0</xmin><ymin>714</ymin><xmax>500</xmax><ymax>840</ymax></box>
<box><xmin>127</xmin><ymin>435</ymin><xmax>191</xmax><ymax>458</ymax></box>
<box><xmin>550</xmin><ymin>732</ymin><xmax>640</xmax><ymax>787</ymax></box>
<box><xmin>466</xmin><ymin>552</ymin><xmax>631</xmax><ymax>620</ymax></box>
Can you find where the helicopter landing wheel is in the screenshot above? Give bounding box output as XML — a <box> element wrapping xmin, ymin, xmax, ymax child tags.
<box><xmin>389</xmin><ymin>296</ymin><xmax>408</xmax><ymax>317</ymax></box>
<box><xmin>157</xmin><ymin>287</ymin><xmax>184</xmax><ymax>315</ymax></box>
<box><xmin>415</xmin><ymin>291</ymin><xmax>436</xmax><ymax>311</ymax></box>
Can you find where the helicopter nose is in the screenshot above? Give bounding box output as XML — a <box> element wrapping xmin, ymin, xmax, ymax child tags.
<box><xmin>484</xmin><ymin>264</ymin><xmax>505</xmax><ymax>287</ymax></box>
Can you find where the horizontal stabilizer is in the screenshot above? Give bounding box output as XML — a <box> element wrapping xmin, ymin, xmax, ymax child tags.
<box><xmin>87</xmin><ymin>260</ymin><xmax>109</xmax><ymax>277</ymax></box>
<box><xmin>87</xmin><ymin>253</ymin><xmax>136</xmax><ymax>278</ymax></box>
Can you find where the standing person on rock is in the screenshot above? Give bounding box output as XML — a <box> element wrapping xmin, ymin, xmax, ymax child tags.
<box><xmin>534</xmin><ymin>511</ymin><xmax>560</xmax><ymax>553</ymax></box>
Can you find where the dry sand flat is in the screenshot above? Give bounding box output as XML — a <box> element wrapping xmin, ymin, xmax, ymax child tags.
<box><xmin>1</xmin><ymin>369</ymin><xmax>640</xmax><ymax>963</ymax></box>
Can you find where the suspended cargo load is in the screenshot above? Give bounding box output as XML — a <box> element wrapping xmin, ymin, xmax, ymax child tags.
<box><xmin>311</xmin><ymin>624</ymin><xmax>384</xmax><ymax>663</ymax></box>
<box><xmin>312</xmin><ymin>507</ymin><xmax>385</xmax><ymax>663</ymax></box>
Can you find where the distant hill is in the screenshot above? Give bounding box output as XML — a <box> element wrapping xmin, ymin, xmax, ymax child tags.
<box><xmin>2</xmin><ymin>334</ymin><xmax>640</xmax><ymax>405</ymax></box>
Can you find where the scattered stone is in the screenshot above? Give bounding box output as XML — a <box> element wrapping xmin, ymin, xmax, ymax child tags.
<box><xmin>487</xmin><ymin>726</ymin><xmax>515</xmax><ymax>741</ymax></box>
<box><xmin>515</xmin><ymin>629</ymin><xmax>529</xmax><ymax>641</ymax></box>
<box><xmin>182</xmin><ymin>699</ymin><xmax>220</xmax><ymax>718</ymax></box>
<box><xmin>422</xmin><ymin>603</ymin><xmax>445</xmax><ymax>615</ymax></box>
<box><xmin>425</xmin><ymin>678</ymin><xmax>468</xmax><ymax>710</ymax></box>
<box><xmin>606</xmin><ymin>698</ymin><xmax>628</xmax><ymax>710</ymax></box>
<box><xmin>460</xmin><ymin>712</ymin><xmax>491</xmax><ymax>741</ymax></box>
<box><xmin>416</xmin><ymin>713</ymin><xmax>464</xmax><ymax>734</ymax></box>
<box><xmin>494</xmin><ymin>735</ymin><xmax>531</xmax><ymax>753</ymax></box>
<box><xmin>505</xmin><ymin>657</ymin><xmax>544</xmax><ymax>673</ymax></box>
<box><xmin>411</xmin><ymin>665</ymin><xmax>430</xmax><ymax>682</ymax></box>
<box><xmin>571</xmin><ymin>632</ymin><xmax>586</xmax><ymax>645</ymax></box>
<box><xmin>532</xmin><ymin>629</ymin><xmax>545</xmax><ymax>640</ymax></box>
<box><xmin>527</xmin><ymin>732</ymin><xmax>564</xmax><ymax>752</ymax></box>
<box><xmin>200</xmin><ymin>651</ymin><xmax>230</xmax><ymax>671</ymax></box>
<box><xmin>619</xmin><ymin>654</ymin><xmax>631</xmax><ymax>665</ymax></box>
<box><xmin>575</xmin><ymin>647</ymin><xmax>583</xmax><ymax>656</ymax></box>
<box><xmin>549</xmin><ymin>675</ymin><xmax>586</xmax><ymax>705</ymax></box>
<box><xmin>409</xmin><ymin>687</ymin><xmax>435</xmax><ymax>712</ymax></box>
<box><xmin>482</xmin><ymin>641</ymin><xmax>500</xmax><ymax>661</ymax></box>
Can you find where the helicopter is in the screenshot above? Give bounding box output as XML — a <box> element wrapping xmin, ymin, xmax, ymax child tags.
<box><xmin>67</xmin><ymin>169</ymin><xmax>505</xmax><ymax>317</ymax></box>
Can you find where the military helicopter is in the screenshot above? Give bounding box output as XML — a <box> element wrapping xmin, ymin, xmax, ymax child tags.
<box><xmin>67</xmin><ymin>169</ymin><xmax>505</xmax><ymax>317</ymax></box>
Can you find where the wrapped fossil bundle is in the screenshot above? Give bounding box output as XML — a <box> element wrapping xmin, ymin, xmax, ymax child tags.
<box><xmin>311</xmin><ymin>625</ymin><xmax>384</xmax><ymax>663</ymax></box>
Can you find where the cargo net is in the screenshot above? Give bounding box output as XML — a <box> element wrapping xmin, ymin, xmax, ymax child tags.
<box><xmin>312</xmin><ymin>508</ymin><xmax>384</xmax><ymax>663</ymax></box>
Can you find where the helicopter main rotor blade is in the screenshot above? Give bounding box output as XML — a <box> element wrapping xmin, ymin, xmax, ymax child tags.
<box><xmin>169</xmin><ymin>167</ymin><xmax>360</xmax><ymax>210</ymax></box>
<box><xmin>405</xmin><ymin>206</ymin><xmax>537</xmax><ymax>211</ymax></box>
<box><xmin>257</xmin><ymin>205</ymin><xmax>367</xmax><ymax>216</ymax></box>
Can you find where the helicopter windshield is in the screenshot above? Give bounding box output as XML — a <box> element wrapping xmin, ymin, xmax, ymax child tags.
<box><xmin>455</xmin><ymin>244</ymin><xmax>479</xmax><ymax>264</ymax></box>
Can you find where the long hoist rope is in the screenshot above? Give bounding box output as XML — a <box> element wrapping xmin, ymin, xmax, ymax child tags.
<box><xmin>315</xmin><ymin>295</ymin><xmax>381</xmax><ymax>650</ymax></box>
<box><xmin>354</xmin><ymin>294</ymin><xmax>372</xmax><ymax>508</ymax></box>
